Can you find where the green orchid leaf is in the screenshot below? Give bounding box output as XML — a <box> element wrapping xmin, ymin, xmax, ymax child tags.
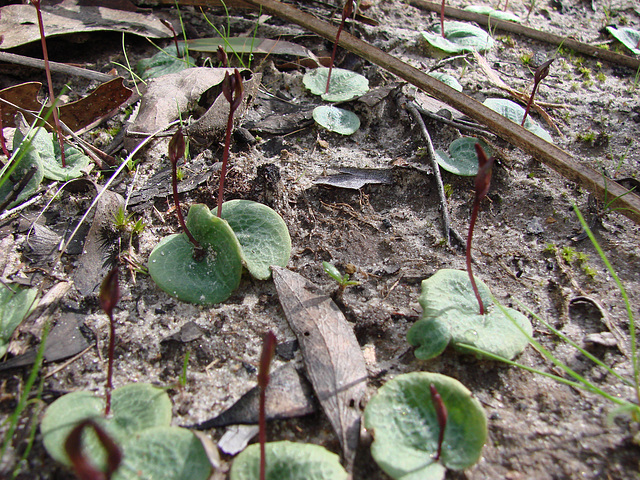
<box><xmin>606</xmin><ymin>27</ymin><xmax>640</xmax><ymax>55</ymax></box>
<box><xmin>230</xmin><ymin>441</ymin><xmax>348</xmax><ymax>480</ymax></box>
<box><xmin>435</xmin><ymin>137</ymin><xmax>492</xmax><ymax>176</ymax></box>
<box><xmin>303</xmin><ymin>67</ymin><xmax>369</xmax><ymax>102</ymax></box>
<box><xmin>483</xmin><ymin>98</ymin><xmax>553</xmax><ymax>143</ymax></box>
<box><xmin>312</xmin><ymin>105</ymin><xmax>360</xmax><ymax>135</ymax></box>
<box><xmin>214</xmin><ymin>200</ymin><xmax>291</xmax><ymax>280</ymax></box>
<box><xmin>463</xmin><ymin>6</ymin><xmax>521</xmax><ymax>22</ymax></box>
<box><xmin>428</xmin><ymin>72</ymin><xmax>463</xmax><ymax>92</ymax></box>
<box><xmin>115</xmin><ymin>427</ymin><xmax>211</xmax><ymax>480</ymax></box>
<box><xmin>47</xmin><ymin>142</ymin><xmax>92</xmax><ymax>181</ymax></box>
<box><xmin>41</xmin><ymin>384</ymin><xmax>172</xmax><ymax>468</ymax></box>
<box><xmin>364</xmin><ymin>372</ymin><xmax>487</xmax><ymax>480</ymax></box>
<box><xmin>0</xmin><ymin>285</ymin><xmax>37</xmax><ymax>357</ymax></box>
<box><xmin>421</xmin><ymin>21</ymin><xmax>494</xmax><ymax>54</ymax></box>
<box><xmin>148</xmin><ymin>204</ymin><xmax>243</xmax><ymax>304</ymax></box>
<box><xmin>0</xmin><ymin>129</ymin><xmax>45</xmax><ymax>208</ymax></box>
<box><xmin>407</xmin><ymin>269</ymin><xmax>532</xmax><ymax>360</ymax></box>
<box><xmin>137</xmin><ymin>45</ymin><xmax>195</xmax><ymax>81</ymax></box>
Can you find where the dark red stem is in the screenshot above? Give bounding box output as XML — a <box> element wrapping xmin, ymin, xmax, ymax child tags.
<box><xmin>217</xmin><ymin>108</ymin><xmax>234</xmax><ymax>217</ymax></box>
<box><xmin>522</xmin><ymin>59</ymin><xmax>553</xmax><ymax>127</ymax></box>
<box><xmin>430</xmin><ymin>384</ymin><xmax>448</xmax><ymax>461</ymax></box>
<box><xmin>258</xmin><ymin>332</ymin><xmax>277</xmax><ymax>480</ymax></box>
<box><xmin>172</xmin><ymin>159</ymin><xmax>202</xmax><ymax>252</ymax></box>
<box><xmin>32</xmin><ymin>0</ymin><xmax>65</xmax><ymax>167</ymax></box>
<box><xmin>99</xmin><ymin>269</ymin><xmax>120</xmax><ymax>416</ymax></box>
<box><xmin>160</xmin><ymin>19</ymin><xmax>180</xmax><ymax>55</ymax></box>
<box><xmin>0</xmin><ymin>105</ymin><xmax>9</xmax><ymax>158</ymax></box>
<box><xmin>466</xmin><ymin>199</ymin><xmax>485</xmax><ymax>315</ymax></box>
<box><xmin>65</xmin><ymin>419</ymin><xmax>122</xmax><ymax>480</ymax></box>
<box><xmin>440</xmin><ymin>0</ymin><xmax>446</xmax><ymax>38</ymax></box>
<box><xmin>325</xmin><ymin>0</ymin><xmax>353</xmax><ymax>94</ymax></box>
<box><xmin>105</xmin><ymin>310</ymin><xmax>115</xmax><ymax>415</ymax></box>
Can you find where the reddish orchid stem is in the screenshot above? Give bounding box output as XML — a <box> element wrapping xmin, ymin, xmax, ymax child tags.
<box><xmin>0</xmin><ymin>106</ymin><xmax>9</xmax><ymax>158</ymax></box>
<box><xmin>430</xmin><ymin>384</ymin><xmax>448</xmax><ymax>461</ymax></box>
<box><xmin>521</xmin><ymin>58</ymin><xmax>553</xmax><ymax>127</ymax></box>
<box><xmin>258</xmin><ymin>332</ymin><xmax>277</xmax><ymax>480</ymax></box>
<box><xmin>31</xmin><ymin>0</ymin><xmax>65</xmax><ymax>167</ymax></box>
<box><xmin>99</xmin><ymin>269</ymin><xmax>120</xmax><ymax>416</ymax></box>
<box><xmin>217</xmin><ymin>70</ymin><xmax>243</xmax><ymax>218</ymax></box>
<box><xmin>325</xmin><ymin>0</ymin><xmax>353</xmax><ymax>94</ymax></box>
<box><xmin>466</xmin><ymin>197</ymin><xmax>485</xmax><ymax>315</ymax></box>
<box><xmin>440</xmin><ymin>0</ymin><xmax>446</xmax><ymax>38</ymax></box>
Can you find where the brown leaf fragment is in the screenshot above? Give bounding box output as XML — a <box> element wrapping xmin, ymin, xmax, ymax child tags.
<box><xmin>0</xmin><ymin>78</ymin><xmax>132</xmax><ymax>133</ymax></box>
<box><xmin>271</xmin><ymin>266</ymin><xmax>367</xmax><ymax>469</ymax></box>
<box><xmin>190</xmin><ymin>363</ymin><xmax>316</xmax><ymax>429</ymax></box>
<box><xmin>0</xmin><ymin>2</ymin><xmax>172</xmax><ymax>50</ymax></box>
<box><xmin>314</xmin><ymin>167</ymin><xmax>393</xmax><ymax>190</ymax></box>
<box><xmin>0</xmin><ymin>313</ymin><xmax>94</xmax><ymax>371</ymax></box>
<box><xmin>58</xmin><ymin>78</ymin><xmax>132</xmax><ymax>132</ymax></box>
<box><xmin>73</xmin><ymin>189</ymin><xmax>124</xmax><ymax>296</ymax></box>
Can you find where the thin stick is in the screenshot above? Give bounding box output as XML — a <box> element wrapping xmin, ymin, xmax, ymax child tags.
<box><xmin>406</xmin><ymin>101</ymin><xmax>453</xmax><ymax>247</ymax></box>
<box><xmin>0</xmin><ymin>52</ymin><xmax>115</xmax><ymax>83</ymax></box>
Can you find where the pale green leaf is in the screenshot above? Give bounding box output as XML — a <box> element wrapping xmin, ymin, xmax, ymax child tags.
<box><xmin>483</xmin><ymin>98</ymin><xmax>553</xmax><ymax>142</ymax></box>
<box><xmin>463</xmin><ymin>6</ymin><xmax>521</xmax><ymax>22</ymax></box>
<box><xmin>312</xmin><ymin>105</ymin><xmax>360</xmax><ymax>135</ymax></box>
<box><xmin>303</xmin><ymin>67</ymin><xmax>369</xmax><ymax>102</ymax></box>
<box><xmin>606</xmin><ymin>27</ymin><xmax>640</xmax><ymax>55</ymax></box>
<box><xmin>428</xmin><ymin>72</ymin><xmax>463</xmax><ymax>92</ymax></box>
<box><xmin>364</xmin><ymin>372</ymin><xmax>487</xmax><ymax>480</ymax></box>
<box><xmin>0</xmin><ymin>285</ymin><xmax>37</xmax><ymax>357</ymax></box>
<box><xmin>421</xmin><ymin>21</ymin><xmax>494</xmax><ymax>54</ymax></box>
<box><xmin>407</xmin><ymin>269</ymin><xmax>532</xmax><ymax>360</ymax></box>
<box><xmin>230</xmin><ymin>441</ymin><xmax>348</xmax><ymax>480</ymax></box>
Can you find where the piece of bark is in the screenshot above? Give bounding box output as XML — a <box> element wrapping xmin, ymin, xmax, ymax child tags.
<box><xmin>272</xmin><ymin>266</ymin><xmax>367</xmax><ymax>469</ymax></box>
<box><xmin>314</xmin><ymin>167</ymin><xmax>394</xmax><ymax>190</ymax></box>
<box><xmin>190</xmin><ymin>363</ymin><xmax>316</xmax><ymax>429</ymax></box>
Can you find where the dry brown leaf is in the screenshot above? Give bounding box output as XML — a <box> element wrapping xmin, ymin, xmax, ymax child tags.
<box><xmin>0</xmin><ymin>1</ymin><xmax>172</xmax><ymax>50</ymax></box>
<box><xmin>272</xmin><ymin>266</ymin><xmax>367</xmax><ymax>469</ymax></box>
<box><xmin>0</xmin><ymin>78</ymin><xmax>132</xmax><ymax>133</ymax></box>
<box><xmin>129</xmin><ymin>67</ymin><xmax>260</xmax><ymax>146</ymax></box>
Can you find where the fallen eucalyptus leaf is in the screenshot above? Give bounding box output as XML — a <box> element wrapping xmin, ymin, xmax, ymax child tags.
<box><xmin>303</xmin><ymin>67</ymin><xmax>369</xmax><ymax>102</ymax></box>
<box><xmin>314</xmin><ymin>167</ymin><xmax>394</xmax><ymax>190</ymax></box>
<box><xmin>407</xmin><ymin>269</ymin><xmax>532</xmax><ymax>360</ymax></box>
<box><xmin>272</xmin><ymin>266</ymin><xmax>367</xmax><ymax>468</ymax></box>
<box><xmin>0</xmin><ymin>2</ymin><xmax>172</xmax><ymax>50</ymax></box>
<box><xmin>0</xmin><ymin>313</ymin><xmax>93</xmax><ymax>371</ymax></box>
<box><xmin>230</xmin><ymin>441</ymin><xmax>348</xmax><ymax>480</ymax></box>
<box><xmin>312</xmin><ymin>105</ymin><xmax>360</xmax><ymax>135</ymax></box>
<box><xmin>421</xmin><ymin>21</ymin><xmax>494</xmax><ymax>55</ymax></box>
<box><xmin>606</xmin><ymin>26</ymin><xmax>640</xmax><ymax>55</ymax></box>
<box><xmin>191</xmin><ymin>364</ymin><xmax>316</xmax><ymax>429</ymax></box>
<box><xmin>364</xmin><ymin>372</ymin><xmax>487</xmax><ymax>480</ymax></box>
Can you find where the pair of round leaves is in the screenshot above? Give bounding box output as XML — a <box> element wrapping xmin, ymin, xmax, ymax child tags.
<box><xmin>230</xmin><ymin>441</ymin><xmax>348</xmax><ymax>480</ymax></box>
<box><xmin>407</xmin><ymin>269</ymin><xmax>532</xmax><ymax>361</ymax></box>
<box><xmin>148</xmin><ymin>200</ymin><xmax>291</xmax><ymax>304</ymax></box>
<box><xmin>40</xmin><ymin>383</ymin><xmax>211</xmax><ymax>480</ymax></box>
<box><xmin>364</xmin><ymin>372</ymin><xmax>487</xmax><ymax>480</ymax></box>
<box><xmin>422</xmin><ymin>21</ymin><xmax>494</xmax><ymax>55</ymax></box>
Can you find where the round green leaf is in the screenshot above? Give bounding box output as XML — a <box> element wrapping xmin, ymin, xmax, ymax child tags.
<box><xmin>46</xmin><ymin>142</ymin><xmax>92</xmax><ymax>181</ymax></box>
<box><xmin>606</xmin><ymin>27</ymin><xmax>640</xmax><ymax>55</ymax></box>
<box><xmin>312</xmin><ymin>105</ymin><xmax>360</xmax><ymax>135</ymax></box>
<box><xmin>148</xmin><ymin>204</ymin><xmax>243</xmax><ymax>304</ymax></box>
<box><xmin>303</xmin><ymin>67</ymin><xmax>369</xmax><ymax>102</ymax></box>
<box><xmin>214</xmin><ymin>200</ymin><xmax>291</xmax><ymax>280</ymax></box>
<box><xmin>421</xmin><ymin>21</ymin><xmax>494</xmax><ymax>54</ymax></box>
<box><xmin>463</xmin><ymin>6</ymin><xmax>521</xmax><ymax>22</ymax></box>
<box><xmin>483</xmin><ymin>98</ymin><xmax>553</xmax><ymax>143</ymax></box>
<box><xmin>407</xmin><ymin>269</ymin><xmax>532</xmax><ymax>360</ymax></box>
<box><xmin>435</xmin><ymin>137</ymin><xmax>492</xmax><ymax>176</ymax></box>
<box><xmin>230</xmin><ymin>441</ymin><xmax>348</xmax><ymax>480</ymax></box>
<box><xmin>115</xmin><ymin>427</ymin><xmax>211</xmax><ymax>480</ymax></box>
<box><xmin>0</xmin><ymin>285</ymin><xmax>37</xmax><ymax>357</ymax></box>
<box><xmin>41</xmin><ymin>384</ymin><xmax>172</xmax><ymax>467</ymax></box>
<box><xmin>364</xmin><ymin>372</ymin><xmax>487</xmax><ymax>480</ymax></box>
<box><xmin>428</xmin><ymin>72</ymin><xmax>463</xmax><ymax>92</ymax></box>
<box><xmin>137</xmin><ymin>46</ymin><xmax>195</xmax><ymax>81</ymax></box>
